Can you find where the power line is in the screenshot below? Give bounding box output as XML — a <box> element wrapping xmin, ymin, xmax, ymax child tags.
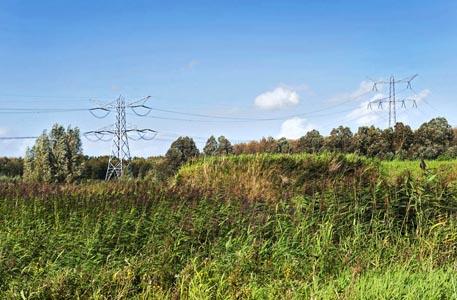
<box><xmin>84</xmin><ymin>95</ymin><xmax>157</xmax><ymax>180</ymax></box>
<box><xmin>0</xmin><ymin>99</ymin><xmax>355</xmax><ymax>123</ymax></box>
<box><xmin>368</xmin><ymin>74</ymin><xmax>419</xmax><ymax>128</ymax></box>
<box><xmin>0</xmin><ymin>108</ymin><xmax>88</xmax><ymax>114</ymax></box>
<box><xmin>0</xmin><ymin>136</ymin><xmax>38</xmax><ymax>140</ymax></box>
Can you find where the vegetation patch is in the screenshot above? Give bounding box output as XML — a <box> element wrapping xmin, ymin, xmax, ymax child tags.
<box><xmin>1</xmin><ymin>154</ymin><xmax>457</xmax><ymax>298</ymax></box>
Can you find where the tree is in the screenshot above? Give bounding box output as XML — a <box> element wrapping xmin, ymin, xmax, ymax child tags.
<box><xmin>392</xmin><ymin>122</ymin><xmax>414</xmax><ymax>159</ymax></box>
<box><xmin>81</xmin><ymin>156</ymin><xmax>109</xmax><ymax>180</ymax></box>
<box><xmin>217</xmin><ymin>136</ymin><xmax>234</xmax><ymax>156</ymax></box>
<box><xmin>23</xmin><ymin>148</ymin><xmax>35</xmax><ymax>182</ymax></box>
<box><xmin>451</xmin><ymin>128</ymin><xmax>457</xmax><ymax>147</ymax></box>
<box><xmin>276</xmin><ymin>137</ymin><xmax>292</xmax><ymax>154</ymax></box>
<box><xmin>409</xmin><ymin>117</ymin><xmax>454</xmax><ymax>159</ymax></box>
<box><xmin>50</xmin><ymin>125</ymin><xmax>70</xmax><ymax>182</ymax></box>
<box><xmin>370</xmin><ymin>128</ymin><xmax>394</xmax><ymax>159</ymax></box>
<box><xmin>352</xmin><ymin>126</ymin><xmax>373</xmax><ymax>156</ymax></box>
<box><xmin>165</xmin><ymin>136</ymin><xmax>200</xmax><ymax>173</ymax></box>
<box><xmin>65</xmin><ymin>127</ymin><xmax>84</xmax><ymax>182</ymax></box>
<box><xmin>263</xmin><ymin>137</ymin><xmax>278</xmax><ymax>154</ymax></box>
<box><xmin>0</xmin><ymin>157</ymin><xmax>24</xmax><ymax>177</ymax></box>
<box><xmin>444</xmin><ymin>146</ymin><xmax>457</xmax><ymax>159</ymax></box>
<box><xmin>203</xmin><ymin>135</ymin><xmax>218</xmax><ymax>156</ymax></box>
<box><xmin>296</xmin><ymin>130</ymin><xmax>324</xmax><ymax>154</ymax></box>
<box><xmin>24</xmin><ymin>133</ymin><xmax>53</xmax><ymax>183</ymax></box>
<box><xmin>325</xmin><ymin>126</ymin><xmax>354</xmax><ymax>153</ymax></box>
<box><xmin>351</xmin><ymin>126</ymin><xmax>392</xmax><ymax>158</ymax></box>
<box><xmin>23</xmin><ymin>124</ymin><xmax>84</xmax><ymax>183</ymax></box>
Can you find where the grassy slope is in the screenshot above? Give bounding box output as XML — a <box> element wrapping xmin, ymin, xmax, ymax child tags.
<box><xmin>1</xmin><ymin>154</ymin><xmax>457</xmax><ymax>299</ymax></box>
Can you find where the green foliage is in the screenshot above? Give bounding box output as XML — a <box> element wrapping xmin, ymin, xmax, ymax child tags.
<box><xmin>296</xmin><ymin>129</ymin><xmax>324</xmax><ymax>154</ymax></box>
<box><xmin>393</xmin><ymin>122</ymin><xmax>414</xmax><ymax>156</ymax></box>
<box><xmin>375</xmin><ymin>128</ymin><xmax>394</xmax><ymax>160</ymax></box>
<box><xmin>444</xmin><ymin>145</ymin><xmax>457</xmax><ymax>159</ymax></box>
<box><xmin>81</xmin><ymin>156</ymin><xmax>109</xmax><ymax>180</ymax></box>
<box><xmin>352</xmin><ymin>126</ymin><xmax>379</xmax><ymax>156</ymax></box>
<box><xmin>0</xmin><ymin>157</ymin><xmax>23</xmax><ymax>178</ymax></box>
<box><xmin>410</xmin><ymin>117</ymin><xmax>454</xmax><ymax>159</ymax></box>
<box><xmin>263</xmin><ymin>136</ymin><xmax>278</xmax><ymax>154</ymax></box>
<box><xmin>232</xmin><ymin>118</ymin><xmax>455</xmax><ymax>161</ymax></box>
<box><xmin>1</xmin><ymin>156</ymin><xmax>457</xmax><ymax>298</ymax></box>
<box><xmin>325</xmin><ymin>126</ymin><xmax>354</xmax><ymax>153</ymax></box>
<box><xmin>217</xmin><ymin>135</ymin><xmax>234</xmax><ymax>156</ymax></box>
<box><xmin>275</xmin><ymin>137</ymin><xmax>291</xmax><ymax>154</ymax></box>
<box><xmin>0</xmin><ymin>175</ymin><xmax>21</xmax><ymax>183</ymax></box>
<box><xmin>203</xmin><ymin>135</ymin><xmax>218</xmax><ymax>156</ymax></box>
<box><xmin>164</xmin><ymin>136</ymin><xmax>200</xmax><ymax>175</ymax></box>
<box><xmin>23</xmin><ymin>124</ymin><xmax>84</xmax><ymax>183</ymax></box>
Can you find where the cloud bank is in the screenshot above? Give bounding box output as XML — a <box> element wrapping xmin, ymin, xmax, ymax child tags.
<box><xmin>328</xmin><ymin>81</ymin><xmax>375</xmax><ymax>103</ymax></box>
<box><xmin>255</xmin><ymin>87</ymin><xmax>300</xmax><ymax>110</ymax></box>
<box><xmin>278</xmin><ymin>117</ymin><xmax>314</xmax><ymax>139</ymax></box>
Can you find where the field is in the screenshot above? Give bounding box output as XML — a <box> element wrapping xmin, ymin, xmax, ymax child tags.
<box><xmin>1</xmin><ymin>153</ymin><xmax>457</xmax><ymax>299</ymax></box>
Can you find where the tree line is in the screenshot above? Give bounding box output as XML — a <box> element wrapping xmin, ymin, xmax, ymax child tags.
<box><xmin>236</xmin><ymin>117</ymin><xmax>457</xmax><ymax>160</ymax></box>
<box><xmin>0</xmin><ymin>117</ymin><xmax>456</xmax><ymax>183</ymax></box>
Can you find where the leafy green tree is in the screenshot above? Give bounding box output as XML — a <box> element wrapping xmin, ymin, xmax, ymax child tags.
<box><xmin>451</xmin><ymin>128</ymin><xmax>457</xmax><ymax>147</ymax></box>
<box><xmin>65</xmin><ymin>127</ymin><xmax>84</xmax><ymax>181</ymax></box>
<box><xmin>296</xmin><ymin>130</ymin><xmax>324</xmax><ymax>154</ymax></box>
<box><xmin>410</xmin><ymin>117</ymin><xmax>454</xmax><ymax>159</ymax></box>
<box><xmin>165</xmin><ymin>136</ymin><xmax>200</xmax><ymax>173</ymax></box>
<box><xmin>25</xmin><ymin>133</ymin><xmax>53</xmax><ymax>183</ymax></box>
<box><xmin>164</xmin><ymin>148</ymin><xmax>183</xmax><ymax>173</ymax></box>
<box><xmin>371</xmin><ymin>128</ymin><xmax>394</xmax><ymax>159</ymax></box>
<box><xmin>0</xmin><ymin>157</ymin><xmax>23</xmax><ymax>177</ymax></box>
<box><xmin>444</xmin><ymin>146</ymin><xmax>457</xmax><ymax>159</ymax></box>
<box><xmin>352</xmin><ymin>126</ymin><xmax>376</xmax><ymax>156</ymax></box>
<box><xmin>203</xmin><ymin>135</ymin><xmax>218</xmax><ymax>156</ymax></box>
<box><xmin>351</xmin><ymin>126</ymin><xmax>392</xmax><ymax>158</ymax></box>
<box><xmin>23</xmin><ymin>124</ymin><xmax>84</xmax><ymax>183</ymax></box>
<box><xmin>325</xmin><ymin>126</ymin><xmax>354</xmax><ymax>153</ymax></box>
<box><xmin>392</xmin><ymin>122</ymin><xmax>414</xmax><ymax>159</ymax></box>
<box><xmin>276</xmin><ymin>137</ymin><xmax>292</xmax><ymax>154</ymax></box>
<box><xmin>23</xmin><ymin>148</ymin><xmax>35</xmax><ymax>182</ymax></box>
<box><xmin>81</xmin><ymin>156</ymin><xmax>109</xmax><ymax>180</ymax></box>
<box><xmin>50</xmin><ymin>125</ymin><xmax>69</xmax><ymax>182</ymax></box>
<box><xmin>217</xmin><ymin>135</ymin><xmax>234</xmax><ymax>156</ymax></box>
<box><xmin>264</xmin><ymin>137</ymin><xmax>278</xmax><ymax>154</ymax></box>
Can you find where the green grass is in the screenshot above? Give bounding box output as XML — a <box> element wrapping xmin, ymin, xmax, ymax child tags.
<box><xmin>381</xmin><ymin>159</ymin><xmax>457</xmax><ymax>182</ymax></box>
<box><xmin>1</xmin><ymin>154</ymin><xmax>457</xmax><ymax>299</ymax></box>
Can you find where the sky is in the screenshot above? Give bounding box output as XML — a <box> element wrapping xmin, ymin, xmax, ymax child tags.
<box><xmin>1</xmin><ymin>0</ymin><xmax>456</xmax><ymax>157</ymax></box>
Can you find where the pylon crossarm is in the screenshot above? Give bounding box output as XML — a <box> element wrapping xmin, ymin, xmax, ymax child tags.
<box><xmin>85</xmin><ymin>95</ymin><xmax>157</xmax><ymax>180</ymax></box>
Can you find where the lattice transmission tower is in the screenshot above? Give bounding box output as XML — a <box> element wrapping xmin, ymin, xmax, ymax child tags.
<box><xmin>368</xmin><ymin>74</ymin><xmax>419</xmax><ymax>128</ymax></box>
<box><xmin>85</xmin><ymin>95</ymin><xmax>157</xmax><ymax>180</ymax></box>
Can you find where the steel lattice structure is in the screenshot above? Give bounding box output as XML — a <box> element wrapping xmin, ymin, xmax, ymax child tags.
<box><xmin>368</xmin><ymin>74</ymin><xmax>418</xmax><ymax>128</ymax></box>
<box><xmin>85</xmin><ymin>95</ymin><xmax>157</xmax><ymax>180</ymax></box>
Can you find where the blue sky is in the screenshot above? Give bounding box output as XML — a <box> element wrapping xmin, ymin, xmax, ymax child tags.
<box><xmin>1</xmin><ymin>0</ymin><xmax>456</xmax><ymax>157</ymax></box>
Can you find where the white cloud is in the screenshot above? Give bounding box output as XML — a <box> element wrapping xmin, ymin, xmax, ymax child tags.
<box><xmin>279</xmin><ymin>82</ymin><xmax>315</xmax><ymax>96</ymax></box>
<box><xmin>278</xmin><ymin>117</ymin><xmax>314</xmax><ymax>139</ymax></box>
<box><xmin>412</xmin><ymin>89</ymin><xmax>430</xmax><ymax>104</ymax></box>
<box><xmin>345</xmin><ymin>94</ymin><xmax>385</xmax><ymax>126</ymax></box>
<box><xmin>351</xmin><ymin>81</ymin><xmax>374</xmax><ymax>99</ymax></box>
<box><xmin>328</xmin><ymin>80</ymin><xmax>376</xmax><ymax>103</ymax></box>
<box><xmin>255</xmin><ymin>87</ymin><xmax>300</xmax><ymax>110</ymax></box>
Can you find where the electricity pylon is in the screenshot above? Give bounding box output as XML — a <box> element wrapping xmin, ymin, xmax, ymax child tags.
<box><xmin>368</xmin><ymin>74</ymin><xmax>418</xmax><ymax>128</ymax></box>
<box><xmin>85</xmin><ymin>95</ymin><xmax>157</xmax><ymax>180</ymax></box>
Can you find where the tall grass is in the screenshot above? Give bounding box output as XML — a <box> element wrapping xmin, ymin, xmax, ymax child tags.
<box><xmin>1</xmin><ymin>153</ymin><xmax>457</xmax><ymax>299</ymax></box>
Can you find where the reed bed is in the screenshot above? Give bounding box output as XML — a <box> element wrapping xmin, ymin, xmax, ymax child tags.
<box><xmin>1</xmin><ymin>153</ymin><xmax>456</xmax><ymax>299</ymax></box>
